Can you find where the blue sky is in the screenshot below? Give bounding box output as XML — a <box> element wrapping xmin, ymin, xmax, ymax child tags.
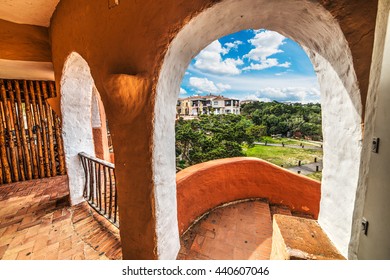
<box><xmin>179</xmin><ymin>29</ymin><xmax>320</xmax><ymax>103</ymax></box>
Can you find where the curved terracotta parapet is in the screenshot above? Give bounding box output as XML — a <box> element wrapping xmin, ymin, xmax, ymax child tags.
<box><xmin>176</xmin><ymin>157</ymin><xmax>321</xmax><ymax>234</ymax></box>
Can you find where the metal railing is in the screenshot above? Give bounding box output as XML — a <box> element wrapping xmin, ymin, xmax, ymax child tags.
<box><xmin>79</xmin><ymin>152</ymin><xmax>118</xmax><ymax>227</ymax></box>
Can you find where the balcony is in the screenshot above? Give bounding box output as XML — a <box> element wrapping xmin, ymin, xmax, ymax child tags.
<box><xmin>0</xmin><ymin>156</ymin><xmax>343</xmax><ymax>260</ymax></box>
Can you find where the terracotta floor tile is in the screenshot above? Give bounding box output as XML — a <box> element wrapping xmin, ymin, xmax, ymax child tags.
<box><xmin>178</xmin><ymin>200</ymin><xmax>276</xmax><ymax>260</ymax></box>
<box><xmin>0</xmin><ymin>176</ymin><xmax>122</xmax><ymax>260</ymax></box>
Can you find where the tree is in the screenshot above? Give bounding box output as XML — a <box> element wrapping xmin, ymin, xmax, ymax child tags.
<box><xmin>176</xmin><ymin>114</ymin><xmax>257</xmax><ymax>167</ymax></box>
<box><xmin>246</xmin><ymin>125</ymin><xmax>267</xmax><ymax>141</ymax></box>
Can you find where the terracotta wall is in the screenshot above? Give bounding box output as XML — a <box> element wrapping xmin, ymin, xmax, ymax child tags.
<box><xmin>0</xmin><ymin>19</ymin><xmax>51</xmax><ymax>62</ymax></box>
<box><xmin>176</xmin><ymin>157</ymin><xmax>321</xmax><ymax>234</ymax></box>
<box><xmin>49</xmin><ymin>1</ymin><xmax>377</xmax><ymax>117</ymax></box>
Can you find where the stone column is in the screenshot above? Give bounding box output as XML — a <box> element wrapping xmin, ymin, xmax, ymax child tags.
<box><xmin>103</xmin><ymin>74</ymin><xmax>157</xmax><ymax>259</ymax></box>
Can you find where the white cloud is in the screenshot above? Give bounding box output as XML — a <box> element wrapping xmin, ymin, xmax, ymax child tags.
<box><xmin>242</xmin><ymin>94</ymin><xmax>272</xmax><ymax>102</ymax></box>
<box><xmin>253</xmin><ymin>87</ymin><xmax>320</xmax><ymax>103</ymax></box>
<box><xmin>180</xmin><ymin>87</ymin><xmax>187</xmax><ymax>94</ymax></box>
<box><xmin>189</xmin><ymin>77</ymin><xmax>231</xmax><ymax>93</ymax></box>
<box><xmin>187</xmin><ymin>64</ymin><xmax>319</xmax><ymax>91</ymax></box>
<box><xmin>224</xmin><ymin>40</ymin><xmax>243</xmax><ymax>52</ymax></box>
<box><xmin>243</xmin><ymin>59</ymin><xmax>291</xmax><ymax>71</ymax></box>
<box><xmin>193</xmin><ymin>40</ymin><xmax>243</xmax><ymax>75</ymax></box>
<box><xmin>245</xmin><ymin>30</ymin><xmax>286</xmax><ymax>61</ymax></box>
<box><xmin>243</xmin><ymin>30</ymin><xmax>291</xmax><ymax>71</ymax></box>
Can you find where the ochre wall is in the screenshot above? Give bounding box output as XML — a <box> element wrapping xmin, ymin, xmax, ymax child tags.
<box><xmin>176</xmin><ymin>157</ymin><xmax>321</xmax><ymax>235</ymax></box>
<box><xmin>48</xmin><ymin>0</ymin><xmax>377</xmax><ymax>118</ymax></box>
<box><xmin>0</xmin><ymin>19</ymin><xmax>51</xmax><ymax>62</ymax></box>
<box><xmin>48</xmin><ymin>0</ymin><xmax>377</xmax><ymax>259</ymax></box>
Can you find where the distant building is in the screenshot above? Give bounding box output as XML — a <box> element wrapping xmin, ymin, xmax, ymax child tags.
<box><xmin>177</xmin><ymin>94</ymin><xmax>240</xmax><ymax>118</ymax></box>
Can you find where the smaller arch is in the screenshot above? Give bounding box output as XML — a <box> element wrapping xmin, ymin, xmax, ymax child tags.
<box><xmin>61</xmin><ymin>52</ymin><xmax>96</xmax><ymax>205</ymax></box>
<box><xmin>91</xmin><ymin>86</ymin><xmax>112</xmax><ymax>162</ymax></box>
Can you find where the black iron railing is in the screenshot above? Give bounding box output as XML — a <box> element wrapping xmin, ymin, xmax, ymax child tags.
<box><xmin>79</xmin><ymin>152</ymin><xmax>118</xmax><ymax>227</ymax></box>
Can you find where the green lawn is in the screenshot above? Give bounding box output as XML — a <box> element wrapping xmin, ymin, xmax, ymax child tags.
<box><xmin>307</xmin><ymin>171</ymin><xmax>322</xmax><ymax>182</ymax></box>
<box><xmin>260</xmin><ymin>136</ymin><xmax>321</xmax><ymax>147</ymax></box>
<box><xmin>244</xmin><ymin>144</ymin><xmax>323</xmax><ymax>168</ymax></box>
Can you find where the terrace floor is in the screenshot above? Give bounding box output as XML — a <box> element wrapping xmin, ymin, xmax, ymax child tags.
<box><xmin>0</xmin><ymin>176</ymin><xmax>293</xmax><ymax>260</ymax></box>
<box><xmin>177</xmin><ymin>200</ymin><xmax>282</xmax><ymax>260</ymax></box>
<box><xmin>0</xmin><ymin>176</ymin><xmax>121</xmax><ymax>260</ymax></box>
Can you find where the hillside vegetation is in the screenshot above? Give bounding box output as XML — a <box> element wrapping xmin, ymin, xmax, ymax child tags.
<box><xmin>176</xmin><ymin>101</ymin><xmax>322</xmax><ymax>169</ymax></box>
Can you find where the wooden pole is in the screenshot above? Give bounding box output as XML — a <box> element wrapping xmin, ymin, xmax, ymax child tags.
<box><xmin>0</xmin><ymin>80</ymin><xmax>19</xmax><ymax>181</ymax></box>
<box><xmin>35</xmin><ymin>81</ymin><xmax>51</xmax><ymax>177</ymax></box>
<box><xmin>53</xmin><ymin>114</ymin><xmax>66</xmax><ymax>175</ymax></box>
<box><xmin>23</xmin><ymin>81</ymin><xmax>39</xmax><ymax>179</ymax></box>
<box><xmin>48</xmin><ymin>81</ymin><xmax>56</xmax><ymax>98</ymax></box>
<box><xmin>0</xmin><ymin>137</ymin><xmax>2</xmax><ymax>183</ymax></box>
<box><xmin>29</xmin><ymin>81</ymin><xmax>45</xmax><ymax>178</ymax></box>
<box><xmin>42</xmin><ymin>82</ymin><xmax>56</xmax><ymax>176</ymax></box>
<box><xmin>7</xmin><ymin>81</ymin><xmax>25</xmax><ymax>181</ymax></box>
<box><xmin>42</xmin><ymin>81</ymin><xmax>49</xmax><ymax>99</ymax></box>
<box><xmin>15</xmin><ymin>80</ymin><xmax>33</xmax><ymax>180</ymax></box>
<box><xmin>0</xmin><ymin>80</ymin><xmax>11</xmax><ymax>183</ymax></box>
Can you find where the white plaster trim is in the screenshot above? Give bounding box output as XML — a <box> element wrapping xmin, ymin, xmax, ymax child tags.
<box><xmin>307</xmin><ymin>49</ymin><xmax>362</xmax><ymax>257</ymax></box>
<box><xmin>60</xmin><ymin>52</ymin><xmax>95</xmax><ymax>205</ymax></box>
<box><xmin>155</xmin><ymin>0</ymin><xmax>362</xmax><ymax>259</ymax></box>
<box><xmin>0</xmin><ymin>59</ymin><xmax>54</xmax><ymax>81</ymax></box>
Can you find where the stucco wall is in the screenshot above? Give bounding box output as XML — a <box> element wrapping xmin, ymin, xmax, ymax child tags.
<box><xmin>176</xmin><ymin>157</ymin><xmax>321</xmax><ymax>234</ymax></box>
<box><xmin>60</xmin><ymin>52</ymin><xmax>95</xmax><ymax>205</ymax></box>
<box><xmin>351</xmin><ymin>0</ymin><xmax>390</xmax><ymax>259</ymax></box>
<box><xmin>0</xmin><ymin>19</ymin><xmax>51</xmax><ymax>62</ymax></box>
<box><xmin>0</xmin><ymin>19</ymin><xmax>54</xmax><ymax>81</ymax></box>
<box><xmin>306</xmin><ymin>50</ymin><xmax>362</xmax><ymax>256</ymax></box>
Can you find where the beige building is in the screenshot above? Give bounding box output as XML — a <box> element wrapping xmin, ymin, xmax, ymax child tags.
<box><xmin>177</xmin><ymin>94</ymin><xmax>240</xmax><ymax>117</ymax></box>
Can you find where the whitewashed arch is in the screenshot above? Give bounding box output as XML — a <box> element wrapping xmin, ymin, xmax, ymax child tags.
<box><xmin>60</xmin><ymin>52</ymin><xmax>96</xmax><ymax>205</ymax></box>
<box><xmin>154</xmin><ymin>0</ymin><xmax>362</xmax><ymax>259</ymax></box>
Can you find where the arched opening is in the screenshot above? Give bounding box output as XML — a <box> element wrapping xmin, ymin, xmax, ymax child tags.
<box><xmin>173</xmin><ymin>29</ymin><xmax>324</xmax><ymax>259</ymax></box>
<box><xmin>61</xmin><ymin>52</ymin><xmax>114</xmax><ymax>205</ymax></box>
<box><xmin>91</xmin><ymin>86</ymin><xmax>113</xmax><ymax>163</ymax></box>
<box><xmin>176</xmin><ymin>28</ymin><xmax>323</xmax><ymax>177</ymax></box>
<box><xmin>155</xmin><ymin>0</ymin><xmax>362</xmax><ymax>259</ymax></box>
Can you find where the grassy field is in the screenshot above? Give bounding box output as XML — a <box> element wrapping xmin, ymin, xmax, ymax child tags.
<box><xmin>243</xmin><ymin>144</ymin><xmax>323</xmax><ymax>168</ymax></box>
<box><xmin>307</xmin><ymin>171</ymin><xmax>322</xmax><ymax>181</ymax></box>
<box><xmin>260</xmin><ymin>136</ymin><xmax>321</xmax><ymax>147</ymax></box>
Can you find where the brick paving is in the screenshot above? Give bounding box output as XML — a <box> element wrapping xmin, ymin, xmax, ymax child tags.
<box><xmin>0</xmin><ymin>176</ymin><xmax>121</xmax><ymax>260</ymax></box>
<box><xmin>178</xmin><ymin>200</ymin><xmax>277</xmax><ymax>260</ymax></box>
<box><xmin>0</xmin><ymin>176</ymin><xmax>298</xmax><ymax>260</ymax></box>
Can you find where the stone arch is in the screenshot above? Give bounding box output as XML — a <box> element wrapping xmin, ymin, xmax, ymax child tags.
<box><xmin>60</xmin><ymin>52</ymin><xmax>96</xmax><ymax>205</ymax></box>
<box><xmin>154</xmin><ymin>0</ymin><xmax>362</xmax><ymax>258</ymax></box>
